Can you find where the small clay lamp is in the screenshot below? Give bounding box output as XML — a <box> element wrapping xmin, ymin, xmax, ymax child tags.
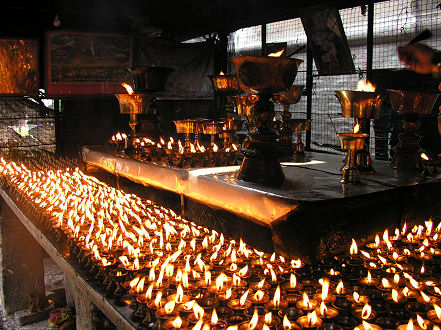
<box><xmin>296</xmin><ymin>311</ymin><xmax>323</xmax><ymax>329</ymax></box>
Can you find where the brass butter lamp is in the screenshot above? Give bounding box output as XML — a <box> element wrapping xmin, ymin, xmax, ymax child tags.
<box><xmin>387</xmin><ymin>89</ymin><xmax>440</xmax><ymax>170</ymax></box>
<box><xmin>335</xmin><ymin>86</ymin><xmax>383</xmax><ymax>174</ymax></box>
<box><xmin>272</xmin><ymin>85</ymin><xmax>305</xmax><ymax>156</ymax></box>
<box><xmin>231</xmin><ymin>55</ymin><xmax>303</xmax><ymax>186</ymax></box>
<box><xmin>337</xmin><ymin>124</ymin><xmax>369</xmax><ymax>184</ymax></box>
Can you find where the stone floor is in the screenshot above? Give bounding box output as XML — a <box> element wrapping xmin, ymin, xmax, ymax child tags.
<box><xmin>0</xmin><ymin>257</ymin><xmax>65</xmax><ymax>329</ymax></box>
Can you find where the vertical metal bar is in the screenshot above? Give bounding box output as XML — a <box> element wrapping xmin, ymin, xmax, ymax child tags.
<box><xmin>366</xmin><ymin>1</ymin><xmax>374</xmax><ymax>81</ymax></box>
<box><xmin>366</xmin><ymin>1</ymin><xmax>374</xmax><ymax>150</ymax></box>
<box><xmin>180</xmin><ymin>194</ymin><xmax>186</xmax><ymax>218</ymax></box>
<box><xmin>54</xmin><ymin>99</ymin><xmax>61</xmax><ymax>155</ymax></box>
<box><xmin>261</xmin><ymin>24</ymin><xmax>267</xmax><ymax>56</ymax></box>
<box><xmin>305</xmin><ymin>41</ymin><xmax>313</xmax><ymax>151</ymax></box>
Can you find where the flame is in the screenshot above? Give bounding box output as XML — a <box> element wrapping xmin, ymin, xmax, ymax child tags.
<box><xmin>220</xmin><ymin>288</ymin><xmax>230</xmax><ymax>300</ymax></box>
<box><xmin>392</xmin><ymin>289</ymin><xmax>399</xmax><ymax>303</ymax></box>
<box><xmin>290</xmin><ymin>273</ymin><xmax>297</xmax><ymax>288</ymax></box>
<box><xmin>320</xmin><ymin>301</ymin><xmax>327</xmax><ymax>317</ymax></box>
<box><xmin>129</xmin><ymin>276</ymin><xmax>140</xmax><ymax>288</ymax></box>
<box><xmin>204</xmin><ymin>270</ymin><xmax>211</xmax><ymax>286</ymax></box>
<box><xmin>183</xmin><ymin>300</ymin><xmax>195</xmax><ymax>311</ymax></box>
<box><xmin>164</xmin><ymin>300</ymin><xmax>175</xmax><ymax>314</ymax></box>
<box><xmin>257</xmin><ymin>278</ymin><xmax>266</xmax><ymax>289</ymax></box>
<box><xmin>238</xmin><ymin>265</ymin><xmax>248</xmax><ymax>277</ymax></box>
<box><xmin>154</xmin><ymin>291</ymin><xmax>162</xmax><ymax>307</ymax></box>
<box><xmin>421</xmin><ymin>153</ymin><xmax>429</xmax><ymax>161</ymax></box>
<box><xmin>406</xmin><ymin>319</ymin><xmax>414</xmax><ymax>330</ymax></box>
<box><xmin>264</xmin><ymin>312</ymin><xmax>272</xmax><ymax>324</ymax></box>
<box><xmin>353</xmin><ymin>292</ymin><xmax>360</xmax><ymax>303</ymax></box>
<box><xmin>362</xmin><ymin>321</ymin><xmax>373</xmax><ymax>330</ymax></box>
<box><xmin>249</xmin><ymin>310</ymin><xmax>259</xmax><ymax>329</ymax></box>
<box><xmin>362</xmin><ymin>303</ymin><xmax>372</xmax><ymax>319</ymax></box>
<box><xmin>239</xmin><ymin>290</ymin><xmax>249</xmax><ymax>306</ymax></box>
<box><xmin>172</xmin><ymin>316</ymin><xmax>183</xmax><ymax>328</ymax></box>
<box><xmin>233</xmin><ymin>274</ymin><xmax>241</xmax><ymax>286</ymax></box>
<box><xmin>382</xmin><ymin>278</ymin><xmax>390</xmax><ymax>288</ymax></box>
<box><xmin>193</xmin><ymin>302</ymin><xmax>204</xmax><ymax>319</ymax></box>
<box><xmin>135</xmin><ymin>276</ymin><xmax>145</xmax><ymax>293</ymax></box>
<box><xmin>175</xmin><ymin>285</ymin><xmax>184</xmax><ymax>303</ymax></box>
<box><xmin>336</xmin><ymin>281</ymin><xmax>344</xmax><ymax>294</ymax></box>
<box><xmin>270</xmin><ymin>269</ymin><xmax>277</xmax><ymax>283</ymax></box>
<box><xmin>283</xmin><ymin>315</ymin><xmax>292</xmax><ymax>330</ymax></box>
<box><xmin>273</xmin><ymin>286</ymin><xmax>281</xmax><ymax>307</ymax></box>
<box><xmin>353</xmin><ymin>123</ymin><xmax>360</xmax><ymax>134</ymax></box>
<box><xmin>366</xmin><ymin>271</ymin><xmax>372</xmax><ymax>284</ymax></box>
<box><xmin>321</xmin><ymin>278</ymin><xmax>329</xmax><ymax>300</ymax></box>
<box><xmin>193</xmin><ymin>319</ymin><xmax>204</xmax><ymax>330</ymax></box>
<box><xmin>268</xmin><ymin>49</ymin><xmax>285</xmax><ymax>57</ymax></box>
<box><xmin>219</xmin><ymin>71</ymin><xmax>225</xmax><ymax>75</ymax></box>
<box><xmin>211</xmin><ymin>308</ymin><xmax>218</xmax><ymax>325</ymax></box>
<box><xmin>420</xmin><ymin>291</ymin><xmax>431</xmax><ymax>303</ymax></box>
<box><xmin>394</xmin><ymin>273</ymin><xmax>400</xmax><ymax>285</ymax></box>
<box><xmin>121</xmin><ymin>83</ymin><xmax>134</xmax><ymax>95</ymax></box>
<box><xmin>212</xmin><ymin>144</ymin><xmax>219</xmax><ymax>152</ymax></box>
<box><xmin>254</xmin><ymin>290</ymin><xmax>264</xmax><ymax>301</ymax></box>
<box><xmin>291</xmin><ymin>259</ymin><xmax>302</xmax><ymax>268</ymax></box>
<box><xmin>303</xmin><ymin>292</ymin><xmax>311</xmax><ymax>309</ymax></box>
<box><xmin>417</xmin><ymin>315</ymin><xmax>427</xmax><ymax>329</ymax></box>
<box><xmin>434</xmin><ymin>304</ymin><xmax>441</xmax><ymax>320</ymax></box>
<box><xmin>356</xmin><ymin>80</ymin><xmax>376</xmax><ymax>92</ymax></box>
<box><xmin>307</xmin><ymin>311</ymin><xmax>318</xmax><ymax>327</ymax></box>
<box><xmin>350</xmin><ymin>239</ymin><xmax>358</xmax><ymax>254</ymax></box>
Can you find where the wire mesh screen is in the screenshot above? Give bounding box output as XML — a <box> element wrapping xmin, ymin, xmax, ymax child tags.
<box><xmin>266</xmin><ymin>19</ymin><xmax>308</xmax><ymax>121</ymax></box>
<box><xmin>227</xmin><ymin>25</ymin><xmax>262</xmax><ymax>73</ymax></box>
<box><xmin>227</xmin><ymin>0</ymin><xmax>441</xmax><ymax>160</ymax></box>
<box><xmin>311</xmin><ymin>6</ymin><xmax>369</xmax><ymax>154</ymax></box>
<box><xmin>0</xmin><ymin>98</ymin><xmax>55</xmax><ymax>153</ymax></box>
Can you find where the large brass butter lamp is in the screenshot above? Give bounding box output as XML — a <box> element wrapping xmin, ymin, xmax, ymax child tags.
<box><xmin>335</xmin><ymin>86</ymin><xmax>383</xmax><ymax>174</ymax></box>
<box><xmin>272</xmin><ymin>85</ymin><xmax>305</xmax><ymax>156</ymax></box>
<box><xmin>387</xmin><ymin>89</ymin><xmax>440</xmax><ymax>170</ymax></box>
<box><xmin>231</xmin><ymin>56</ymin><xmax>303</xmax><ymax>186</ymax></box>
<box><xmin>115</xmin><ymin>84</ymin><xmax>154</xmax><ymax>154</ymax></box>
<box><xmin>209</xmin><ymin>73</ymin><xmax>244</xmax><ymax>149</ymax></box>
<box><xmin>115</xmin><ymin>66</ymin><xmax>173</xmax><ymax>153</ymax></box>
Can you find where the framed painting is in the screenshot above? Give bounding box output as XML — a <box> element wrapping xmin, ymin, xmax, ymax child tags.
<box><xmin>45</xmin><ymin>31</ymin><xmax>132</xmax><ymax>96</ymax></box>
<box><xmin>300</xmin><ymin>6</ymin><xmax>355</xmax><ymax>75</ymax></box>
<box><xmin>0</xmin><ymin>38</ymin><xmax>39</xmax><ymax>96</ymax></box>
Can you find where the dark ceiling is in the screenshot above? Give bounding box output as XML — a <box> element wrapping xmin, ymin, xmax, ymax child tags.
<box><xmin>1</xmin><ymin>0</ymin><xmax>375</xmax><ymax>40</ymax></box>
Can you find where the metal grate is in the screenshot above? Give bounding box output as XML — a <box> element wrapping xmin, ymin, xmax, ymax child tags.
<box><xmin>227</xmin><ymin>0</ymin><xmax>441</xmax><ymax>160</ymax></box>
<box><xmin>311</xmin><ymin>6</ymin><xmax>369</xmax><ymax>154</ymax></box>
<box><xmin>0</xmin><ymin>98</ymin><xmax>55</xmax><ymax>154</ymax></box>
<box><xmin>266</xmin><ymin>18</ymin><xmax>308</xmax><ymax>120</ymax></box>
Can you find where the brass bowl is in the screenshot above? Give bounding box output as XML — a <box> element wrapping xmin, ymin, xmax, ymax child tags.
<box><xmin>337</xmin><ymin>133</ymin><xmax>369</xmax><ymax>150</ymax></box>
<box><xmin>115</xmin><ymin>94</ymin><xmax>154</xmax><ymax>115</ymax></box>
<box><xmin>234</xmin><ymin>95</ymin><xmax>258</xmax><ymax>116</ymax></box>
<box><xmin>202</xmin><ymin>121</ymin><xmax>225</xmax><ymax>135</ymax></box>
<box><xmin>335</xmin><ymin>90</ymin><xmax>383</xmax><ymax>119</ymax></box>
<box><xmin>273</xmin><ymin>85</ymin><xmax>305</xmax><ymax>106</ymax></box>
<box><xmin>231</xmin><ymin>56</ymin><xmax>303</xmax><ymax>95</ymax></box>
<box><xmin>290</xmin><ymin>119</ymin><xmax>311</xmax><ymax>131</ymax></box>
<box><xmin>174</xmin><ymin>119</ymin><xmax>200</xmax><ymax>134</ymax></box>
<box><xmin>223</xmin><ymin>118</ymin><xmax>244</xmax><ymax>131</ymax></box>
<box><xmin>387</xmin><ymin>89</ymin><xmax>440</xmax><ymax>115</ymax></box>
<box><xmin>209</xmin><ymin>74</ymin><xmax>242</xmax><ymax>95</ymax></box>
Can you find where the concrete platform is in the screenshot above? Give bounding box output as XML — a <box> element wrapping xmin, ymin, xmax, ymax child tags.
<box><xmin>81</xmin><ymin>146</ymin><xmax>441</xmax><ymax>263</ymax></box>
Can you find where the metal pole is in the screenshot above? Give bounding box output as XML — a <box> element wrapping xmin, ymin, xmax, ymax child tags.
<box><xmin>261</xmin><ymin>23</ymin><xmax>267</xmax><ymax>56</ymax></box>
<box><xmin>54</xmin><ymin>99</ymin><xmax>61</xmax><ymax>155</ymax></box>
<box><xmin>306</xmin><ymin>41</ymin><xmax>313</xmax><ymax>151</ymax></box>
<box><xmin>366</xmin><ymin>1</ymin><xmax>374</xmax><ymax>81</ymax></box>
